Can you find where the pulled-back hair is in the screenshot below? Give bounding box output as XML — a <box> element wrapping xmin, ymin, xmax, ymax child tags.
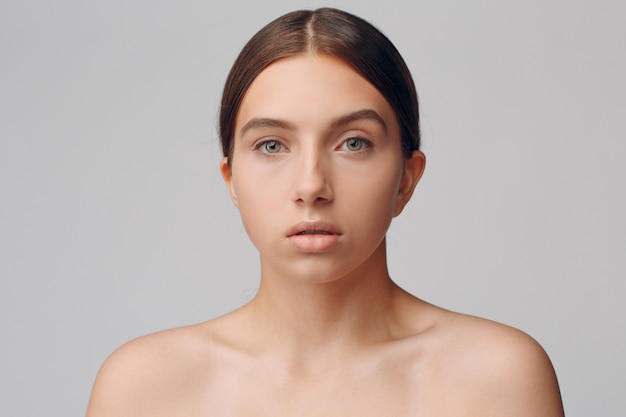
<box><xmin>219</xmin><ymin>7</ymin><xmax>420</xmax><ymax>162</ymax></box>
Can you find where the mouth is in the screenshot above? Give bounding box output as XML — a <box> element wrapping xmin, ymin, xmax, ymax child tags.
<box><xmin>287</xmin><ymin>222</ymin><xmax>341</xmax><ymax>237</ymax></box>
<box><xmin>287</xmin><ymin>223</ymin><xmax>342</xmax><ymax>252</ymax></box>
<box><xmin>295</xmin><ymin>230</ymin><xmax>334</xmax><ymax>236</ymax></box>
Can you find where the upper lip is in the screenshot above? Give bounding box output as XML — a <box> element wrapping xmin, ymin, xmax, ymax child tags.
<box><xmin>287</xmin><ymin>221</ymin><xmax>342</xmax><ymax>237</ymax></box>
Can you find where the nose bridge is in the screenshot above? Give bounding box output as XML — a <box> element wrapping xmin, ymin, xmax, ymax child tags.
<box><xmin>292</xmin><ymin>140</ymin><xmax>332</xmax><ymax>204</ymax></box>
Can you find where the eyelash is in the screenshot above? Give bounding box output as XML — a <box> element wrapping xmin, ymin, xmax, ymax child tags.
<box><xmin>338</xmin><ymin>137</ymin><xmax>372</xmax><ymax>153</ymax></box>
<box><xmin>253</xmin><ymin>136</ymin><xmax>373</xmax><ymax>155</ymax></box>
<box><xmin>254</xmin><ymin>139</ymin><xmax>286</xmax><ymax>155</ymax></box>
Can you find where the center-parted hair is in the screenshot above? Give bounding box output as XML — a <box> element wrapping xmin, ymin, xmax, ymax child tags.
<box><xmin>219</xmin><ymin>7</ymin><xmax>420</xmax><ymax>162</ymax></box>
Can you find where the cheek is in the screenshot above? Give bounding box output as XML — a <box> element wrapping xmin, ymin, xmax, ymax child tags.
<box><xmin>340</xmin><ymin>162</ymin><xmax>404</xmax><ymax>231</ymax></box>
<box><xmin>232</xmin><ymin>163</ymin><xmax>292</xmax><ymax>206</ymax></box>
<box><xmin>357</xmin><ymin>157</ymin><xmax>403</xmax><ymax>207</ymax></box>
<box><xmin>230</xmin><ymin>169</ymin><xmax>288</xmax><ymax>244</ymax></box>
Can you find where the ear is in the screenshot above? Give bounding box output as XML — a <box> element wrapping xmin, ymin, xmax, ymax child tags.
<box><xmin>393</xmin><ymin>150</ymin><xmax>426</xmax><ymax>217</ymax></box>
<box><xmin>220</xmin><ymin>156</ymin><xmax>239</xmax><ymax>208</ymax></box>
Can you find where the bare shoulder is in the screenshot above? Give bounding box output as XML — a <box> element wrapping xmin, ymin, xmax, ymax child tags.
<box><xmin>430</xmin><ymin>310</ymin><xmax>564</xmax><ymax>417</ymax></box>
<box><xmin>85</xmin><ymin>320</ymin><xmax>228</xmax><ymax>417</ymax></box>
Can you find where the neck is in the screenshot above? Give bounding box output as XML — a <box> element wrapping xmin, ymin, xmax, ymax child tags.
<box><xmin>242</xmin><ymin>240</ymin><xmax>406</xmax><ymax>362</ymax></box>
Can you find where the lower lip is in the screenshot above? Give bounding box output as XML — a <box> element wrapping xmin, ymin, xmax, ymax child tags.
<box><xmin>288</xmin><ymin>234</ymin><xmax>341</xmax><ymax>252</ymax></box>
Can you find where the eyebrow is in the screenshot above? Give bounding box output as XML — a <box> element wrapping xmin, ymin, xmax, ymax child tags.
<box><xmin>239</xmin><ymin>118</ymin><xmax>296</xmax><ymax>137</ymax></box>
<box><xmin>239</xmin><ymin>109</ymin><xmax>388</xmax><ymax>138</ymax></box>
<box><xmin>330</xmin><ymin>109</ymin><xmax>388</xmax><ymax>131</ymax></box>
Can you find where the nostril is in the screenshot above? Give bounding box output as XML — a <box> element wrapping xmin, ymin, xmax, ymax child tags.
<box><xmin>290</xmin><ymin>162</ymin><xmax>334</xmax><ymax>204</ymax></box>
<box><xmin>292</xmin><ymin>185</ymin><xmax>334</xmax><ymax>205</ymax></box>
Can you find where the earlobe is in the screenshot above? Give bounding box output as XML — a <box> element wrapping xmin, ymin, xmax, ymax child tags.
<box><xmin>220</xmin><ymin>156</ymin><xmax>239</xmax><ymax>208</ymax></box>
<box><xmin>393</xmin><ymin>150</ymin><xmax>426</xmax><ymax>217</ymax></box>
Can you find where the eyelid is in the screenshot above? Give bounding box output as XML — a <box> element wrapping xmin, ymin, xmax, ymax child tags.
<box><xmin>337</xmin><ymin>136</ymin><xmax>373</xmax><ymax>152</ymax></box>
<box><xmin>254</xmin><ymin>138</ymin><xmax>288</xmax><ymax>154</ymax></box>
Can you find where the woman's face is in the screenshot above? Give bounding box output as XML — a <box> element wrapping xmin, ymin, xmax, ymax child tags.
<box><xmin>221</xmin><ymin>54</ymin><xmax>424</xmax><ymax>283</ymax></box>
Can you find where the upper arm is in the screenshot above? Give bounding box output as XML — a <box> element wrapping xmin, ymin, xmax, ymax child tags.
<box><xmin>85</xmin><ymin>327</ymin><xmax>211</xmax><ymax>417</ymax></box>
<box><xmin>85</xmin><ymin>334</ymin><xmax>182</xmax><ymax>417</ymax></box>
<box><xmin>473</xmin><ymin>328</ymin><xmax>565</xmax><ymax>417</ymax></box>
<box><xmin>85</xmin><ymin>341</ymin><xmax>150</xmax><ymax>417</ymax></box>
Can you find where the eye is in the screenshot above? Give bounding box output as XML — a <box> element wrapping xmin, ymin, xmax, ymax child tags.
<box><xmin>340</xmin><ymin>137</ymin><xmax>370</xmax><ymax>152</ymax></box>
<box><xmin>257</xmin><ymin>140</ymin><xmax>284</xmax><ymax>154</ymax></box>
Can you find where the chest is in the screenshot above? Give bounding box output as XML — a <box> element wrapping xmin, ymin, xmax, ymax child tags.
<box><xmin>191</xmin><ymin>363</ymin><xmax>462</xmax><ymax>417</ymax></box>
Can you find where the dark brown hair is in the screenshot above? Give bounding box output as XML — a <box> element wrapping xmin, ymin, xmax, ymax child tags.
<box><xmin>219</xmin><ymin>7</ymin><xmax>420</xmax><ymax>162</ymax></box>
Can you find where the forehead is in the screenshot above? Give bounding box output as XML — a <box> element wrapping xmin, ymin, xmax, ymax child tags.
<box><xmin>235</xmin><ymin>54</ymin><xmax>399</xmax><ymax>136</ymax></box>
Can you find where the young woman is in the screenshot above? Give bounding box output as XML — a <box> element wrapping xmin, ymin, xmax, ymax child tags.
<box><xmin>87</xmin><ymin>8</ymin><xmax>564</xmax><ymax>416</ymax></box>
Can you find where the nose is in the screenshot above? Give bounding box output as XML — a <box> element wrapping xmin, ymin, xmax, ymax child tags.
<box><xmin>291</xmin><ymin>150</ymin><xmax>334</xmax><ymax>206</ymax></box>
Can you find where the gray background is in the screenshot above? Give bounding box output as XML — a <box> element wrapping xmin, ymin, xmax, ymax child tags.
<box><xmin>1</xmin><ymin>0</ymin><xmax>624</xmax><ymax>416</ymax></box>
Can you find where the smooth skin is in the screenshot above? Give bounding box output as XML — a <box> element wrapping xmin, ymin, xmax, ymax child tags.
<box><xmin>86</xmin><ymin>55</ymin><xmax>564</xmax><ymax>417</ymax></box>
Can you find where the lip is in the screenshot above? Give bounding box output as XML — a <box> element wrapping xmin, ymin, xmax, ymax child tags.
<box><xmin>287</xmin><ymin>221</ymin><xmax>342</xmax><ymax>253</ymax></box>
<box><xmin>287</xmin><ymin>221</ymin><xmax>342</xmax><ymax>237</ymax></box>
